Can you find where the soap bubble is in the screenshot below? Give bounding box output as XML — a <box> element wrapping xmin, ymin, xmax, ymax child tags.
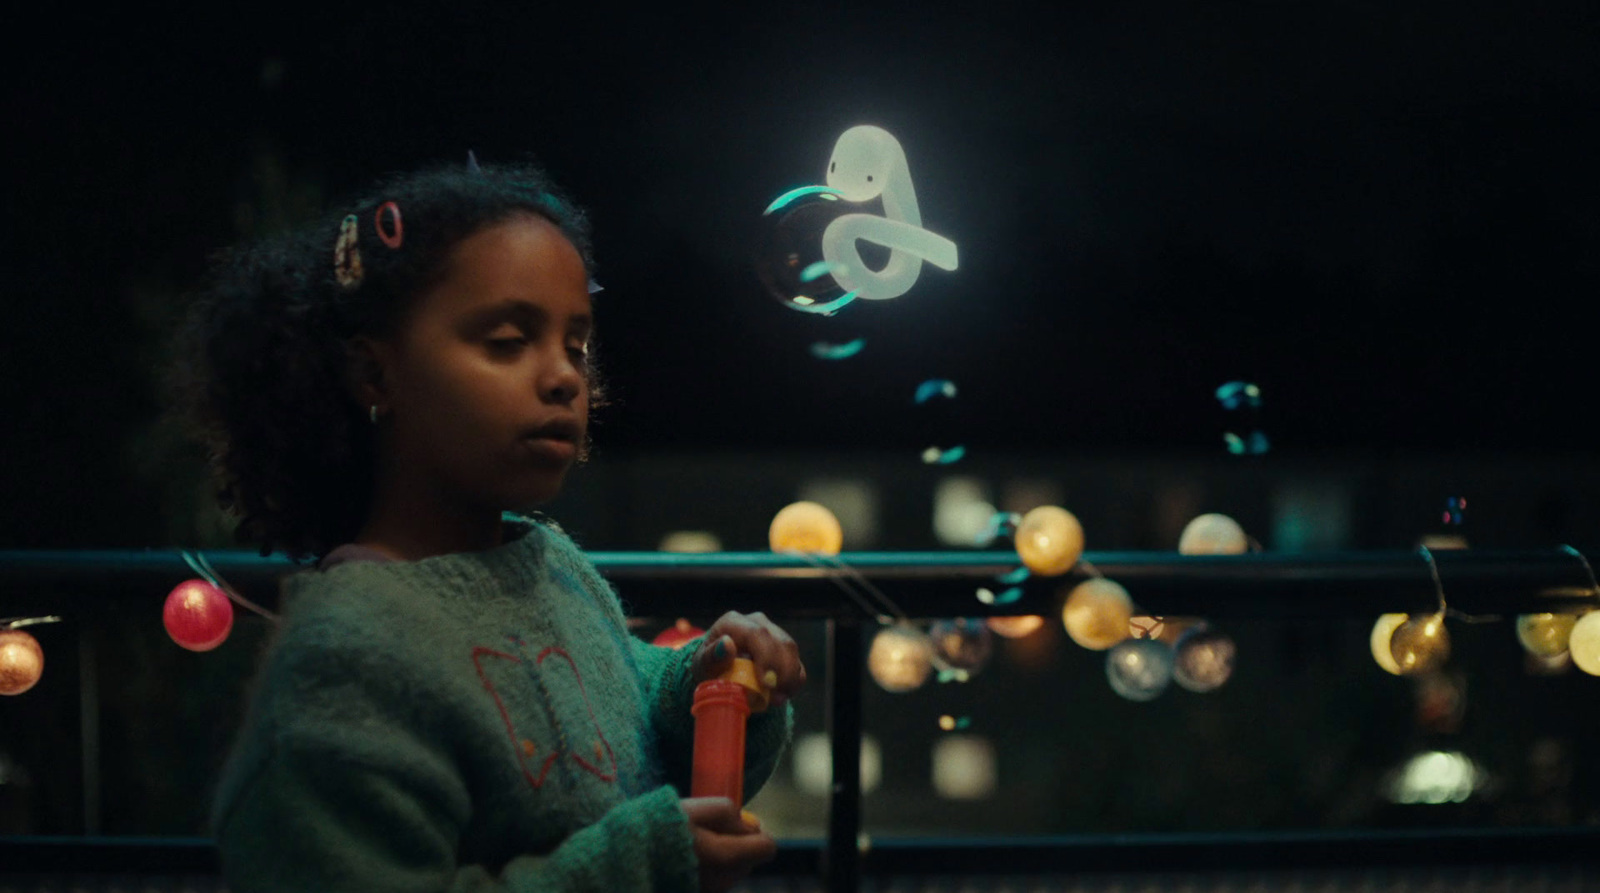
<box><xmin>922</xmin><ymin>445</ymin><xmax>966</xmax><ymax>465</ymax></box>
<box><xmin>975</xmin><ymin>513</ymin><xmax>1023</xmax><ymax>547</ymax></box>
<box><xmin>928</xmin><ymin>618</ymin><xmax>993</xmax><ymax>677</ymax></box>
<box><xmin>937</xmin><ymin>714</ymin><xmax>972</xmax><ymax>731</ymax></box>
<box><xmin>809</xmin><ymin>338</ymin><xmax>866</xmax><ymax>360</ymax></box>
<box><xmin>1223</xmin><ymin>431</ymin><xmax>1271</xmax><ymax>455</ymax></box>
<box><xmin>1172</xmin><ymin>626</ymin><xmax>1236</xmax><ymax>692</ymax></box>
<box><xmin>995</xmin><ymin>565</ymin><xmax>1030</xmax><ymax>585</ymax></box>
<box><xmin>1106</xmin><ymin>638</ymin><xmax>1174</xmax><ymax>701</ymax></box>
<box><xmin>1214</xmin><ymin>381</ymin><xmax>1261</xmax><ymax>410</ymax></box>
<box><xmin>914</xmin><ymin>379</ymin><xmax>959</xmax><ymax>404</ymax></box>
<box><xmin>1442</xmin><ymin>496</ymin><xmax>1467</xmax><ymax>525</ymax></box>
<box><xmin>755</xmin><ymin>186</ymin><xmax>863</xmax><ymax>314</ymax></box>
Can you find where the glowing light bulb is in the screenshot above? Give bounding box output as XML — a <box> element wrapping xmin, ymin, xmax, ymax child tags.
<box><xmin>1515</xmin><ymin>613</ymin><xmax>1576</xmax><ymax>658</ymax></box>
<box><xmin>0</xmin><ymin>629</ymin><xmax>44</xmax><ymax>696</ymax></box>
<box><xmin>986</xmin><ymin>615</ymin><xmax>1044</xmax><ymax>639</ymax></box>
<box><xmin>163</xmin><ymin>579</ymin><xmax>234</xmax><ymax>652</ymax></box>
<box><xmin>1370</xmin><ymin>613</ymin><xmax>1408</xmax><ymax>675</ymax></box>
<box><xmin>1569</xmin><ymin>611</ymin><xmax>1600</xmax><ymax>676</ymax></box>
<box><xmin>1061</xmin><ymin>578</ymin><xmax>1133</xmax><ymax>651</ymax></box>
<box><xmin>1177</xmin><ymin>513</ymin><xmax>1248</xmax><ymax>555</ymax></box>
<box><xmin>1106</xmin><ymin>638</ymin><xmax>1174</xmax><ymax>701</ymax></box>
<box><xmin>1172</xmin><ymin>627</ymin><xmax>1236</xmax><ymax>692</ymax></box>
<box><xmin>1014</xmin><ymin>506</ymin><xmax>1084</xmax><ymax>576</ymax></box>
<box><xmin>867</xmin><ymin>623</ymin><xmax>934</xmax><ymax>692</ymax></box>
<box><xmin>768</xmin><ymin>501</ymin><xmax>844</xmax><ymax>555</ymax></box>
<box><xmin>1390</xmin><ymin>612</ymin><xmax>1450</xmax><ymax>675</ymax></box>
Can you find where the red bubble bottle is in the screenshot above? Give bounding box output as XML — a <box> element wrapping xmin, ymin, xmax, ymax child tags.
<box><xmin>691</xmin><ymin>656</ymin><xmax>770</xmax><ymax>805</ymax></box>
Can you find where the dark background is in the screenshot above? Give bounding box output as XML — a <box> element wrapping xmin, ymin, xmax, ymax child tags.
<box><xmin>5</xmin><ymin>2</ymin><xmax>1597</xmax><ymax>549</ymax></box>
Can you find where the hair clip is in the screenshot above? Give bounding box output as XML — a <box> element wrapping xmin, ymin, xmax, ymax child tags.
<box><xmin>467</xmin><ymin>150</ymin><xmax>482</xmax><ymax>173</ymax></box>
<box><xmin>375</xmin><ymin>201</ymin><xmax>403</xmax><ymax>249</ymax></box>
<box><xmin>334</xmin><ymin>215</ymin><xmax>363</xmax><ymax>289</ymax></box>
<box><xmin>587</xmin><ymin>278</ymin><xmax>604</xmax><ymax>295</ymax></box>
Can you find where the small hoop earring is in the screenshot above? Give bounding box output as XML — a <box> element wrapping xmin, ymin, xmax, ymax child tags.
<box><xmin>369</xmin><ymin>405</ymin><xmax>380</xmax><ymax>425</ymax></box>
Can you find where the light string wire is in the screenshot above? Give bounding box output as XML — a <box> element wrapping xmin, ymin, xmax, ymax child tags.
<box><xmin>181</xmin><ymin>550</ymin><xmax>280</xmax><ymax>623</ymax></box>
<box><xmin>1561</xmin><ymin>544</ymin><xmax>1600</xmax><ymax>604</ymax></box>
<box><xmin>0</xmin><ymin>615</ymin><xmax>62</xmax><ymax>630</ymax></box>
<box><xmin>1416</xmin><ymin>544</ymin><xmax>1497</xmax><ymax>624</ymax></box>
<box><xmin>778</xmin><ymin>549</ymin><xmax>907</xmax><ymax>625</ymax></box>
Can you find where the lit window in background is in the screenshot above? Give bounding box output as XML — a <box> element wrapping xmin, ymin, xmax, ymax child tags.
<box><xmin>657</xmin><ymin>531</ymin><xmax>723</xmax><ymax>553</ymax></box>
<box><xmin>931</xmin><ymin>735</ymin><xmax>996</xmax><ymax>799</ymax></box>
<box><xmin>797</xmin><ymin>478</ymin><xmax>879</xmax><ymax>548</ymax></box>
<box><xmin>793</xmin><ymin>732</ymin><xmax>882</xmax><ymax>795</ymax></box>
<box><xmin>933</xmin><ymin>477</ymin><xmax>995</xmax><ymax>547</ymax></box>
<box><xmin>1270</xmin><ymin>483</ymin><xmax>1351</xmax><ymax>551</ymax></box>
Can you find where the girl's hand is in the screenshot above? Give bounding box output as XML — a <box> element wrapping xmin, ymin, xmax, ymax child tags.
<box><xmin>680</xmin><ymin>796</ymin><xmax>776</xmax><ymax>893</ymax></box>
<box><xmin>692</xmin><ymin>611</ymin><xmax>807</xmax><ymax>708</ymax></box>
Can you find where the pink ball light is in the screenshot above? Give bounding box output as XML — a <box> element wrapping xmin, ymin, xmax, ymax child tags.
<box><xmin>163</xmin><ymin>579</ymin><xmax>235</xmax><ymax>652</ymax></box>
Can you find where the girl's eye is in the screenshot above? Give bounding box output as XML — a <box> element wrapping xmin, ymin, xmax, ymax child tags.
<box><xmin>568</xmin><ymin>346</ymin><xmax>590</xmax><ymax>366</ymax></box>
<box><xmin>488</xmin><ymin>337</ymin><xmax>528</xmax><ymax>350</ymax></box>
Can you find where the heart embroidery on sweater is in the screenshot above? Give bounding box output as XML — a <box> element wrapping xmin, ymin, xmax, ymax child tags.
<box><xmin>472</xmin><ymin>638</ymin><xmax>618</xmax><ymax>789</ymax></box>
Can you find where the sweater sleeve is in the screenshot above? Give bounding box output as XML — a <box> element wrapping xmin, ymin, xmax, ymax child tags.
<box><xmin>628</xmin><ymin>635</ymin><xmax>794</xmax><ymax>804</ymax></box>
<box><xmin>213</xmin><ymin>647</ymin><xmax>699</xmax><ymax>893</ymax></box>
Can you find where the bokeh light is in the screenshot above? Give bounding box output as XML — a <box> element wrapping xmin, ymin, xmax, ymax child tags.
<box><xmin>768</xmin><ymin>501</ymin><xmax>844</xmax><ymax>555</ymax></box>
<box><xmin>163</xmin><ymin>579</ymin><xmax>234</xmax><ymax>652</ymax></box>
<box><xmin>986</xmin><ymin>615</ymin><xmax>1045</xmax><ymax>639</ymax></box>
<box><xmin>1390</xmin><ymin>612</ymin><xmax>1451</xmax><ymax>675</ymax></box>
<box><xmin>928</xmin><ymin>618</ymin><xmax>993</xmax><ymax>677</ymax></box>
<box><xmin>867</xmin><ymin>623</ymin><xmax>934</xmax><ymax>693</ymax></box>
<box><xmin>1177</xmin><ymin>513</ymin><xmax>1248</xmax><ymax>555</ymax></box>
<box><xmin>1369</xmin><ymin>613</ymin><xmax>1409</xmax><ymax>675</ymax></box>
<box><xmin>1172</xmin><ymin>627</ymin><xmax>1236</xmax><ymax>692</ymax></box>
<box><xmin>1106</xmin><ymin>638</ymin><xmax>1175</xmax><ymax>701</ymax></box>
<box><xmin>1015</xmin><ymin>506</ymin><xmax>1084</xmax><ymax>576</ymax></box>
<box><xmin>0</xmin><ymin>629</ymin><xmax>44</xmax><ymax>696</ymax></box>
<box><xmin>1061</xmin><ymin>579</ymin><xmax>1133</xmax><ymax>650</ymax></box>
<box><xmin>1515</xmin><ymin>613</ymin><xmax>1576</xmax><ymax>658</ymax></box>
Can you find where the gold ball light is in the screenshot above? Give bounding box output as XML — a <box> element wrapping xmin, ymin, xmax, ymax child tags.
<box><xmin>768</xmin><ymin>501</ymin><xmax>843</xmax><ymax>555</ymax></box>
<box><xmin>1014</xmin><ymin>506</ymin><xmax>1084</xmax><ymax>576</ymax></box>
<box><xmin>867</xmin><ymin>624</ymin><xmax>934</xmax><ymax>693</ymax></box>
<box><xmin>1369</xmin><ymin>614</ymin><xmax>1408</xmax><ymax>675</ymax></box>
<box><xmin>1390</xmin><ymin>612</ymin><xmax>1451</xmax><ymax>675</ymax></box>
<box><xmin>1177</xmin><ymin>513</ymin><xmax>1249</xmax><ymax>555</ymax></box>
<box><xmin>1515</xmin><ymin>613</ymin><xmax>1577</xmax><ymax>658</ymax></box>
<box><xmin>1060</xmin><ymin>578</ymin><xmax>1133</xmax><ymax>651</ymax></box>
<box><xmin>0</xmin><ymin>629</ymin><xmax>44</xmax><ymax>696</ymax></box>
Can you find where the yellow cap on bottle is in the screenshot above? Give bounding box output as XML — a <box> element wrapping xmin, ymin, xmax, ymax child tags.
<box><xmin>718</xmin><ymin>657</ymin><xmax>770</xmax><ymax>712</ymax></box>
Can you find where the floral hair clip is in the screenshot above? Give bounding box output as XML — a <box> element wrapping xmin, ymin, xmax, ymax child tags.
<box><xmin>334</xmin><ymin>215</ymin><xmax>363</xmax><ymax>290</ymax></box>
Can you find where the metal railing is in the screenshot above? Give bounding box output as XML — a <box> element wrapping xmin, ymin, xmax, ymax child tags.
<box><xmin>3</xmin><ymin>546</ymin><xmax>1599</xmax><ymax>891</ymax></box>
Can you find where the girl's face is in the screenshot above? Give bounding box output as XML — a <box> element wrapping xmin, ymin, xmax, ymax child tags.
<box><xmin>373</xmin><ymin>213</ymin><xmax>592</xmax><ymax>513</ymax></box>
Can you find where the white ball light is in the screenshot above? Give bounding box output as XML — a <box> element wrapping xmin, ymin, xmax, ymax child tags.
<box><xmin>1570</xmin><ymin>611</ymin><xmax>1600</xmax><ymax>677</ymax></box>
<box><xmin>867</xmin><ymin>624</ymin><xmax>934</xmax><ymax>692</ymax></box>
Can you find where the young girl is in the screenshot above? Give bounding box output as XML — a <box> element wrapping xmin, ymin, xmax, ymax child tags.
<box><xmin>166</xmin><ymin>160</ymin><xmax>803</xmax><ymax>893</ymax></box>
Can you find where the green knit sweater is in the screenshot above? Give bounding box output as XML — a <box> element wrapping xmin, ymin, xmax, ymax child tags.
<box><xmin>210</xmin><ymin>513</ymin><xmax>793</xmax><ymax>892</ymax></box>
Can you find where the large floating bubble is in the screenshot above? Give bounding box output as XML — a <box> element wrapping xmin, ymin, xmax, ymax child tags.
<box><xmin>755</xmin><ymin>186</ymin><xmax>862</xmax><ymax>314</ymax></box>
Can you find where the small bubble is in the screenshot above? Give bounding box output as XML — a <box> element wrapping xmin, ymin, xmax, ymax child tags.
<box><xmin>1215</xmin><ymin>381</ymin><xmax>1262</xmax><ymax>410</ymax></box>
<box><xmin>914</xmin><ymin>379</ymin><xmax>959</xmax><ymax>404</ymax></box>
<box><xmin>809</xmin><ymin>338</ymin><xmax>866</xmax><ymax>360</ymax></box>
<box><xmin>922</xmin><ymin>445</ymin><xmax>967</xmax><ymax>465</ymax></box>
<box><xmin>1443</xmin><ymin>496</ymin><xmax>1467</xmax><ymax>525</ymax></box>
<box><xmin>993</xmin><ymin>587</ymin><xmax>1023</xmax><ymax>605</ymax></box>
<box><xmin>975</xmin><ymin>588</ymin><xmax>996</xmax><ymax>605</ymax></box>
<box><xmin>1223</xmin><ymin>431</ymin><xmax>1270</xmax><ymax>455</ymax></box>
<box><xmin>800</xmin><ymin>260</ymin><xmax>844</xmax><ymax>283</ymax></box>
<box><xmin>938</xmin><ymin>714</ymin><xmax>972</xmax><ymax>731</ymax></box>
<box><xmin>995</xmin><ymin>566</ymin><xmax>1030</xmax><ymax>585</ymax></box>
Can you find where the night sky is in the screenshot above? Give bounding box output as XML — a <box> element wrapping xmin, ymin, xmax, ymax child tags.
<box><xmin>4</xmin><ymin>3</ymin><xmax>1598</xmax><ymax>546</ymax></box>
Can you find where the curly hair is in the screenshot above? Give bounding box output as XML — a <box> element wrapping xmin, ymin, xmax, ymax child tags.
<box><xmin>163</xmin><ymin>160</ymin><xmax>607</xmax><ymax>564</ymax></box>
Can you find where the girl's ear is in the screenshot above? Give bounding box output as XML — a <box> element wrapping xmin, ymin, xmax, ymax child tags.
<box><xmin>343</xmin><ymin>336</ymin><xmax>391</xmax><ymax>409</ymax></box>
